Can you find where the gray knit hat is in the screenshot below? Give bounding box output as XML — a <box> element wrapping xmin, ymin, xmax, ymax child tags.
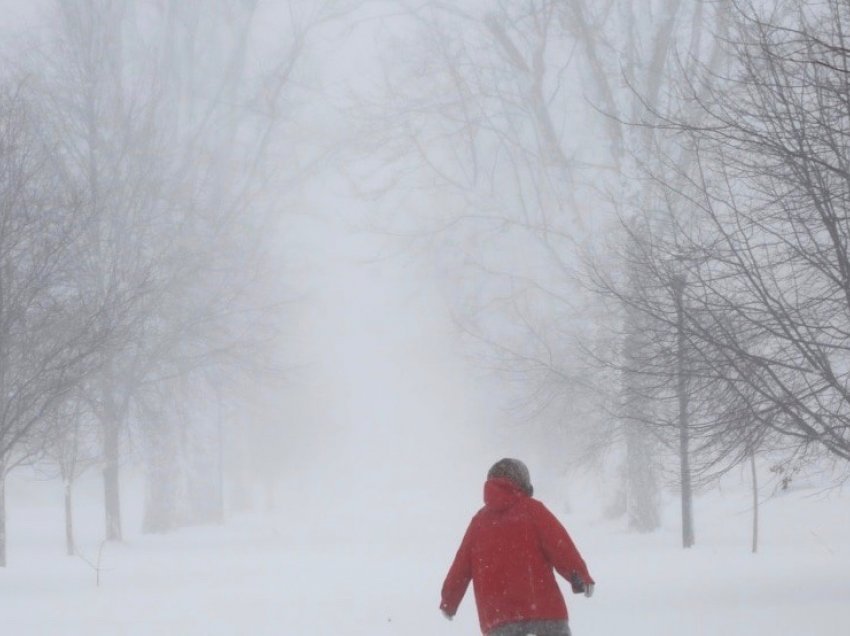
<box><xmin>487</xmin><ymin>458</ymin><xmax>533</xmax><ymax>496</ymax></box>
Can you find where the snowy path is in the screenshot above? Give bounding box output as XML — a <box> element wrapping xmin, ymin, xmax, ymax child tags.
<box><xmin>2</xmin><ymin>478</ymin><xmax>848</xmax><ymax>635</ymax></box>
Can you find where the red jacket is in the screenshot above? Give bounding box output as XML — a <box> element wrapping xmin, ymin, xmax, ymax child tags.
<box><xmin>440</xmin><ymin>478</ymin><xmax>594</xmax><ymax>634</ymax></box>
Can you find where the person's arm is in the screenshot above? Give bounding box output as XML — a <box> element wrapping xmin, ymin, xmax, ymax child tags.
<box><xmin>533</xmin><ymin>502</ymin><xmax>595</xmax><ymax>591</ymax></box>
<box><xmin>439</xmin><ymin>519</ymin><xmax>475</xmax><ymax>617</ymax></box>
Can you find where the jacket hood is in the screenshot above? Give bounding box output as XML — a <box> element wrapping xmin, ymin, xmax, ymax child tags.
<box><xmin>483</xmin><ymin>477</ymin><xmax>527</xmax><ymax>512</ymax></box>
<box><xmin>487</xmin><ymin>458</ymin><xmax>533</xmax><ymax>496</ymax></box>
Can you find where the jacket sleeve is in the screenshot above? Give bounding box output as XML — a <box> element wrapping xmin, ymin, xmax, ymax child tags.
<box><xmin>534</xmin><ymin>502</ymin><xmax>595</xmax><ymax>586</ymax></box>
<box><xmin>439</xmin><ymin>519</ymin><xmax>475</xmax><ymax>616</ymax></box>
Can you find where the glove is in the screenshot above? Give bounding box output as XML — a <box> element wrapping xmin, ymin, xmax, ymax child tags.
<box><xmin>569</xmin><ymin>571</ymin><xmax>586</xmax><ymax>594</ymax></box>
<box><xmin>441</xmin><ymin>609</ymin><xmax>454</xmax><ymax>621</ymax></box>
<box><xmin>584</xmin><ymin>583</ymin><xmax>595</xmax><ymax>598</ymax></box>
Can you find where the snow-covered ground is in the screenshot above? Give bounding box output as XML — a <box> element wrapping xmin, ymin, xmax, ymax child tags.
<box><xmin>1</xmin><ymin>467</ymin><xmax>848</xmax><ymax>635</ymax></box>
<box><xmin>2</xmin><ymin>204</ymin><xmax>848</xmax><ymax>635</ymax></box>
<box><xmin>2</xmin><ymin>226</ymin><xmax>848</xmax><ymax>635</ymax></box>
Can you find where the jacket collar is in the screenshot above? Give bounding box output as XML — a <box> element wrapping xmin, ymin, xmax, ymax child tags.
<box><xmin>483</xmin><ymin>477</ymin><xmax>526</xmax><ymax>511</ymax></box>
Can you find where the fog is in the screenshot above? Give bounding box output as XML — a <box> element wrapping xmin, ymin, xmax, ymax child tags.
<box><xmin>281</xmin><ymin>205</ymin><xmax>511</xmax><ymax>518</ymax></box>
<box><xmin>0</xmin><ymin>2</ymin><xmax>849</xmax><ymax>635</ymax></box>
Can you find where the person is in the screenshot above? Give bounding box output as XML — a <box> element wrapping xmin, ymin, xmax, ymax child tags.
<box><xmin>439</xmin><ymin>458</ymin><xmax>594</xmax><ymax>636</ymax></box>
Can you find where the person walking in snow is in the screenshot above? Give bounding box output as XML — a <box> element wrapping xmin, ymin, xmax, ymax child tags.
<box><xmin>439</xmin><ymin>458</ymin><xmax>594</xmax><ymax>636</ymax></box>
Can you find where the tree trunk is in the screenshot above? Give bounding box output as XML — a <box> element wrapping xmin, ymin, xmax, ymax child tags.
<box><xmin>674</xmin><ymin>274</ymin><xmax>695</xmax><ymax>548</ymax></box>
<box><xmin>624</xmin><ymin>419</ymin><xmax>661</xmax><ymax>532</ymax></box>
<box><xmin>622</xmin><ymin>303</ymin><xmax>661</xmax><ymax>532</ymax></box>
<box><xmin>142</xmin><ymin>418</ymin><xmax>180</xmax><ymax>534</ymax></box>
<box><xmin>0</xmin><ymin>464</ymin><xmax>6</xmax><ymax>567</ymax></box>
<box><xmin>264</xmin><ymin>477</ymin><xmax>276</xmax><ymax>513</ymax></box>
<box><xmin>751</xmin><ymin>451</ymin><xmax>758</xmax><ymax>554</ymax></box>
<box><xmin>102</xmin><ymin>417</ymin><xmax>122</xmax><ymax>541</ymax></box>
<box><xmin>216</xmin><ymin>410</ymin><xmax>225</xmax><ymax>523</ymax></box>
<box><xmin>64</xmin><ymin>480</ymin><xmax>75</xmax><ymax>556</ymax></box>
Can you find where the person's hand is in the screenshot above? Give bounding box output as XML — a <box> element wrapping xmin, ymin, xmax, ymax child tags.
<box><xmin>569</xmin><ymin>571</ymin><xmax>586</xmax><ymax>594</ymax></box>
<box><xmin>584</xmin><ymin>583</ymin><xmax>595</xmax><ymax>598</ymax></box>
<box><xmin>441</xmin><ymin>609</ymin><xmax>454</xmax><ymax>621</ymax></box>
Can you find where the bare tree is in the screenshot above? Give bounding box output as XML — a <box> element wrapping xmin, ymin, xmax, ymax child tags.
<box><xmin>0</xmin><ymin>84</ymin><xmax>116</xmax><ymax>566</ymax></box>
<box><xmin>27</xmin><ymin>0</ymin><xmax>332</xmax><ymax>541</ymax></box>
<box><xmin>30</xmin><ymin>0</ymin><xmax>173</xmax><ymax>542</ymax></box>
<box><xmin>586</xmin><ymin>0</ymin><xmax>850</xmax><ymax>555</ymax></box>
<box><xmin>33</xmin><ymin>393</ymin><xmax>99</xmax><ymax>556</ymax></box>
<box><xmin>656</xmin><ymin>0</ymin><xmax>850</xmax><ymax>470</ymax></box>
<box><xmin>366</xmin><ymin>0</ymin><xmax>728</xmax><ymax>534</ymax></box>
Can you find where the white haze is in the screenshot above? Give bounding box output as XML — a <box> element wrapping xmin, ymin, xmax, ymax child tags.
<box><xmin>0</xmin><ymin>2</ymin><xmax>848</xmax><ymax>635</ymax></box>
